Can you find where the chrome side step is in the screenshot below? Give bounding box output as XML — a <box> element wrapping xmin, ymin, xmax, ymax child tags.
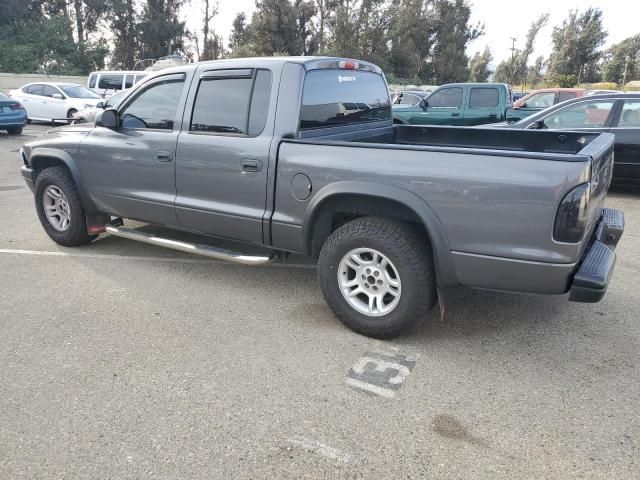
<box><xmin>105</xmin><ymin>223</ymin><xmax>274</xmax><ymax>266</ymax></box>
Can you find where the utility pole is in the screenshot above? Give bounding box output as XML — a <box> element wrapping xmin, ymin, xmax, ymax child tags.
<box><xmin>509</xmin><ymin>37</ymin><xmax>518</xmax><ymax>86</ymax></box>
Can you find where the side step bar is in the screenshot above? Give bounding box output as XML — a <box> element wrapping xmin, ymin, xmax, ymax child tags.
<box><xmin>105</xmin><ymin>223</ymin><xmax>274</xmax><ymax>266</ymax></box>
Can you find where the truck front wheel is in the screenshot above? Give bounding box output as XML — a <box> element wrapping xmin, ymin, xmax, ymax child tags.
<box><xmin>34</xmin><ymin>166</ymin><xmax>97</xmax><ymax>246</ymax></box>
<box><xmin>318</xmin><ymin>216</ymin><xmax>437</xmax><ymax>338</ymax></box>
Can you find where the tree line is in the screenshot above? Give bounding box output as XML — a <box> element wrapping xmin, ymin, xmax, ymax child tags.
<box><xmin>0</xmin><ymin>0</ymin><xmax>638</xmax><ymax>87</ymax></box>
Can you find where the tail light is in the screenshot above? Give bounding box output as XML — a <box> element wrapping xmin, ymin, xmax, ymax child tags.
<box><xmin>554</xmin><ymin>183</ymin><xmax>591</xmax><ymax>243</ymax></box>
<box><xmin>338</xmin><ymin>60</ymin><xmax>359</xmax><ymax>70</ymax></box>
<box><xmin>10</xmin><ymin>103</ymin><xmax>25</xmax><ymax>111</ymax></box>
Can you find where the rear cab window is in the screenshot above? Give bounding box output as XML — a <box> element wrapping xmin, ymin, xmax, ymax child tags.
<box><xmin>299</xmin><ymin>69</ymin><xmax>390</xmax><ymax>130</ymax></box>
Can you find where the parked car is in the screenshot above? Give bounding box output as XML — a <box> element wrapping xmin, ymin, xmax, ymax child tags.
<box><xmin>0</xmin><ymin>91</ymin><xmax>27</xmax><ymax>134</ymax></box>
<box><xmin>498</xmin><ymin>93</ymin><xmax>640</xmax><ymax>184</ymax></box>
<box><xmin>72</xmin><ymin>89</ymin><xmax>130</xmax><ymax>124</ymax></box>
<box><xmin>9</xmin><ymin>83</ymin><xmax>102</xmax><ymax>123</ymax></box>
<box><xmin>87</xmin><ymin>71</ymin><xmax>147</xmax><ymax>97</ymax></box>
<box><xmin>19</xmin><ymin>57</ymin><xmax>623</xmax><ymax>338</ymax></box>
<box><xmin>393</xmin><ymin>83</ymin><xmax>513</xmax><ymax>126</ymax></box>
<box><xmin>392</xmin><ymin>90</ymin><xmax>431</xmax><ymax>106</ymax></box>
<box><xmin>507</xmin><ymin>88</ymin><xmax>586</xmax><ymax>122</ymax></box>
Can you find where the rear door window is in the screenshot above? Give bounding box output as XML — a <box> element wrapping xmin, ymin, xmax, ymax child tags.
<box><xmin>98</xmin><ymin>74</ymin><xmax>124</xmax><ymax>90</ymax></box>
<box><xmin>469</xmin><ymin>88</ymin><xmax>499</xmax><ymax>108</ymax></box>
<box><xmin>300</xmin><ymin>69</ymin><xmax>390</xmax><ymax>129</ymax></box>
<box><xmin>427</xmin><ymin>87</ymin><xmax>463</xmax><ymax>108</ymax></box>
<box><xmin>558</xmin><ymin>91</ymin><xmax>577</xmax><ymax>103</ymax></box>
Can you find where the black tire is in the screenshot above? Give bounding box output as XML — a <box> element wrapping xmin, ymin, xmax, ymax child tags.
<box><xmin>34</xmin><ymin>166</ymin><xmax>97</xmax><ymax>246</ymax></box>
<box><xmin>318</xmin><ymin>216</ymin><xmax>437</xmax><ymax>339</ymax></box>
<box><xmin>67</xmin><ymin>108</ymin><xmax>78</xmax><ymax>120</ymax></box>
<box><xmin>6</xmin><ymin>127</ymin><xmax>22</xmax><ymax>135</ymax></box>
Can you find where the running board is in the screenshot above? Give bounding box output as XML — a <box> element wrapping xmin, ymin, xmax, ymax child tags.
<box><xmin>104</xmin><ymin>223</ymin><xmax>274</xmax><ymax>266</ymax></box>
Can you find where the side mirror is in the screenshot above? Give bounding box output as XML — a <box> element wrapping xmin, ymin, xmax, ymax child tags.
<box><xmin>533</xmin><ymin>119</ymin><xmax>545</xmax><ymax>129</ymax></box>
<box><xmin>52</xmin><ymin>93</ymin><xmax>63</xmax><ymax>100</ymax></box>
<box><xmin>419</xmin><ymin>99</ymin><xmax>428</xmax><ymax>109</ymax></box>
<box><xmin>95</xmin><ymin>108</ymin><xmax>119</xmax><ymax>129</ymax></box>
<box><xmin>95</xmin><ymin>101</ymin><xmax>104</xmax><ymax>109</ymax></box>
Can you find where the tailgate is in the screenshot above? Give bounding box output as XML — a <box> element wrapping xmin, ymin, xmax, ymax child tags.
<box><xmin>581</xmin><ymin>132</ymin><xmax>615</xmax><ymax>236</ymax></box>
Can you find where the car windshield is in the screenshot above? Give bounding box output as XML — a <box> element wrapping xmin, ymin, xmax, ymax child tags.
<box><xmin>104</xmin><ymin>90</ymin><xmax>128</xmax><ymax>108</ymax></box>
<box><xmin>59</xmin><ymin>85</ymin><xmax>101</xmax><ymax>99</ymax></box>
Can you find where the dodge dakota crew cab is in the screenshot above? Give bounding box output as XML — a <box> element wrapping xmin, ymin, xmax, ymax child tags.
<box><xmin>392</xmin><ymin>83</ymin><xmax>513</xmax><ymax>126</ymax></box>
<box><xmin>20</xmin><ymin>57</ymin><xmax>624</xmax><ymax>338</ymax></box>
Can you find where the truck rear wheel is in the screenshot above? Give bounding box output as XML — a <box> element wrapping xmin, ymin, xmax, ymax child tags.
<box><xmin>318</xmin><ymin>216</ymin><xmax>437</xmax><ymax>338</ymax></box>
<box><xmin>34</xmin><ymin>166</ymin><xmax>97</xmax><ymax>246</ymax></box>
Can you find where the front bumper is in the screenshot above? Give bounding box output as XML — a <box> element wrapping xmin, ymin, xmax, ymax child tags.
<box><xmin>568</xmin><ymin>208</ymin><xmax>624</xmax><ymax>303</ymax></box>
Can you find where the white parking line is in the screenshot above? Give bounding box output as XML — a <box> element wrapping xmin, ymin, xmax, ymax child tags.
<box><xmin>0</xmin><ymin>248</ymin><xmax>316</xmax><ymax>269</ymax></box>
<box><xmin>285</xmin><ymin>436</ymin><xmax>354</xmax><ymax>463</ymax></box>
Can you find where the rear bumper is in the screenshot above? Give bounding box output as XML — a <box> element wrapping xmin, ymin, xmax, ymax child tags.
<box><xmin>568</xmin><ymin>208</ymin><xmax>624</xmax><ymax>303</ymax></box>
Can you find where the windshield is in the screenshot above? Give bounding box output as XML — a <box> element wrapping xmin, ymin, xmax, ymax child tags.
<box><xmin>300</xmin><ymin>69</ymin><xmax>391</xmax><ymax>129</ymax></box>
<box><xmin>59</xmin><ymin>85</ymin><xmax>101</xmax><ymax>99</ymax></box>
<box><xmin>104</xmin><ymin>90</ymin><xmax>128</xmax><ymax>108</ymax></box>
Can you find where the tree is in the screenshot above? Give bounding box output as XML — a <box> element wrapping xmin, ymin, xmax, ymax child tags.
<box><xmin>468</xmin><ymin>46</ymin><xmax>492</xmax><ymax>82</ymax></box>
<box><xmin>527</xmin><ymin>55</ymin><xmax>545</xmax><ymax>85</ymax></box>
<box><xmin>493</xmin><ymin>13</ymin><xmax>548</xmax><ymax>85</ymax></box>
<box><xmin>546</xmin><ymin>8</ymin><xmax>607</xmax><ymax>83</ymax></box>
<box><xmin>429</xmin><ymin>0</ymin><xmax>483</xmax><ymax>83</ymax></box>
<box><xmin>314</xmin><ymin>0</ymin><xmax>338</xmax><ymax>53</ymax></box>
<box><xmin>199</xmin><ymin>0</ymin><xmax>218</xmax><ymax>61</ymax></box>
<box><xmin>601</xmin><ymin>35</ymin><xmax>640</xmax><ymax>85</ymax></box>
<box><xmin>106</xmin><ymin>0</ymin><xmax>138</xmax><ymax>69</ymax></box>
<box><xmin>138</xmin><ymin>0</ymin><xmax>187</xmax><ymax>61</ymax></box>
<box><xmin>387</xmin><ymin>0</ymin><xmax>437</xmax><ymax>83</ymax></box>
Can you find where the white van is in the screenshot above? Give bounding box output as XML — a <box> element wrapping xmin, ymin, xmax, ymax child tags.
<box><xmin>87</xmin><ymin>71</ymin><xmax>148</xmax><ymax>97</ymax></box>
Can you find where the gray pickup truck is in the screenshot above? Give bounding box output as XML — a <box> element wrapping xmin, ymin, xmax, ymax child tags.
<box><xmin>20</xmin><ymin>56</ymin><xmax>624</xmax><ymax>338</ymax></box>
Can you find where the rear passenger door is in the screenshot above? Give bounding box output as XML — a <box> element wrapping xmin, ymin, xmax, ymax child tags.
<box><xmin>175</xmin><ymin>68</ymin><xmax>273</xmax><ymax>244</ymax></box>
<box><xmin>610</xmin><ymin>99</ymin><xmax>640</xmax><ymax>182</ymax></box>
<box><xmin>464</xmin><ymin>86</ymin><xmax>501</xmax><ymax>125</ymax></box>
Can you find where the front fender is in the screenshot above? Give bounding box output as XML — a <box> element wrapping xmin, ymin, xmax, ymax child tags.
<box><xmin>302</xmin><ymin>181</ymin><xmax>458</xmax><ymax>287</ymax></box>
<box><xmin>29</xmin><ymin>147</ymin><xmax>97</xmax><ymax>213</ymax></box>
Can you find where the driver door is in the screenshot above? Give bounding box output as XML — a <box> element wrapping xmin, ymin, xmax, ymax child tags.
<box><xmin>409</xmin><ymin>87</ymin><xmax>464</xmax><ymax>125</ymax></box>
<box><xmin>77</xmin><ymin>72</ymin><xmax>188</xmax><ymax>226</ymax></box>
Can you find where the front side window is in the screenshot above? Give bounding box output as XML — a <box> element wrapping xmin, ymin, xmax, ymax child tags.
<box><xmin>98</xmin><ymin>74</ymin><xmax>124</xmax><ymax>90</ymax></box>
<box><xmin>542</xmin><ymin>101</ymin><xmax>615</xmax><ymax>129</ymax></box>
<box><xmin>618</xmin><ymin>101</ymin><xmax>640</xmax><ymax>128</ymax></box>
<box><xmin>88</xmin><ymin>75</ymin><xmax>97</xmax><ymax>88</ymax></box>
<box><xmin>124</xmin><ymin>75</ymin><xmax>134</xmax><ymax>89</ymax></box>
<box><xmin>42</xmin><ymin>85</ymin><xmax>61</xmax><ymax>98</ymax></box>
<box><xmin>469</xmin><ymin>88</ymin><xmax>499</xmax><ymax>108</ymax></box>
<box><xmin>300</xmin><ymin>69</ymin><xmax>391</xmax><ymax>129</ymax></box>
<box><xmin>525</xmin><ymin>92</ymin><xmax>555</xmax><ymax>108</ymax></box>
<box><xmin>120</xmin><ymin>77</ymin><xmax>184</xmax><ymax>130</ymax></box>
<box><xmin>428</xmin><ymin>87</ymin><xmax>462</xmax><ymax>108</ymax></box>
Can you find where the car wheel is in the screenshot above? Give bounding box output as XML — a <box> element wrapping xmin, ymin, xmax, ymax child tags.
<box><xmin>318</xmin><ymin>216</ymin><xmax>437</xmax><ymax>338</ymax></box>
<box><xmin>34</xmin><ymin>166</ymin><xmax>97</xmax><ymax>246</ymax></box>
<box><xmin>67</xmin><ymin>108</ymin><xmax>78</xmax><ymax>120</ymax></box>
<box><xmin>6</xmin><ymin>127</ymin><xmax>22</xmax><ymax>135</ymax></box>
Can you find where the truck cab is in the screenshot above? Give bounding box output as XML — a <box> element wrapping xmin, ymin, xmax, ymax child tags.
<box><xmin>392</xmin><ymin>83</ymin><xmax>513</xmax><ymax>126</ymax></box>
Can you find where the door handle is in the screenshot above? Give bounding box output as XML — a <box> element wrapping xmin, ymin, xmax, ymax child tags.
<box><xmin>488</xmin><ymin>113</ymin><xmax>498</xmax><ymax>118</ymax></box>
<box><xmin>155</xmin><ymin>151</ymin><xmax>173</xmax><ymax>162</ymax></box>
<box><xmin>241</xmin><ymin>159</ymin><xmax>262</xmax><ymax>172</ymax></box>
<box><xmin>451</xmin><ymin>112</ymin><xmax>460</xmax><ymax>117</ymax></box>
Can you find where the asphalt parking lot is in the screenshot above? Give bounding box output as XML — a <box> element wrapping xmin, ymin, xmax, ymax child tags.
<box><xmin>1</xmin><ymin>124</ymin><xmax>639</xmax><ymax>479</ymax></box>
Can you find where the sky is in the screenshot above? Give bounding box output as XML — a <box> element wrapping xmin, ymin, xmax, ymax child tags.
<box><xmin>183</xmin><ymin>0</ymin><xmax>637</xmax><ymax>65</ymax></box>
